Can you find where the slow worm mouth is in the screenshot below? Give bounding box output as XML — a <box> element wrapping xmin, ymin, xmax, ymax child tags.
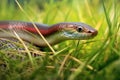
<box><xmin>62</xmin><ymin>30</ymin><xmax>98</xmax><ymax>40</ymax></box>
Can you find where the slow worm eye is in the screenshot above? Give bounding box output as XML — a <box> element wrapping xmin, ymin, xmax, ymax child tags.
<box><xmin>77</xmin><ymin>27</ymin><xmax>83</xmax><ymax>32</ymax></box>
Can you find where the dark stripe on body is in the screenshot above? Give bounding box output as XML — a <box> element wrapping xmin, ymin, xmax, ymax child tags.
<box><xmin>0</xmin><ymin>21</ymin><xmax>60</xmax><ymax>36</ymax></box>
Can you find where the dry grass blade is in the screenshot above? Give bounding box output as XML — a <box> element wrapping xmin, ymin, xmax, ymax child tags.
<box><xmin>13</xmin><ymin>31</ymin><xmax>34</xmax><ymax>64</ymax></box>
<box><xmin>15</xmin><ymin>0</ymin><xmax>56</xmax><ymax>54</ymax></box>
<box><xmin>58</xmin><ymin>53</ymin><xmax>71</xmax><ymax>75</ymax></box>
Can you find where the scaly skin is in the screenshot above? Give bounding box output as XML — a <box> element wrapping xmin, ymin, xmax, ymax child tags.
<box><xmin>0</xmin><ymin>21</ymin><xmax>98</xmax><ymax>47</ymax></box>
<box><xmin>0</xmin><ymin>21</ymin><xmax>98</xmax><ymax>61</ymax></box>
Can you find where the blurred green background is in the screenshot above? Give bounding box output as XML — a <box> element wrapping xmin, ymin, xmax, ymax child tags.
<box><xmin>0</xmin><ymin>0</ymin><xmax>120</xmax><ymax>80</ymax></box>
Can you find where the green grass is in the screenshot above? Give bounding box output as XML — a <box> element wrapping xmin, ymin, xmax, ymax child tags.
<box><xmin>0</xmin><ymin>0</ymin><xmax>120</xmax><ymax>80</ymax></box>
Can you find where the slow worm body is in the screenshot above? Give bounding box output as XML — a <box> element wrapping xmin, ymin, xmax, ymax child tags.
<box><xmin>0</xmin><ymin>21</ymin><xmax>98</xmax><ymax>48</ymax></box>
